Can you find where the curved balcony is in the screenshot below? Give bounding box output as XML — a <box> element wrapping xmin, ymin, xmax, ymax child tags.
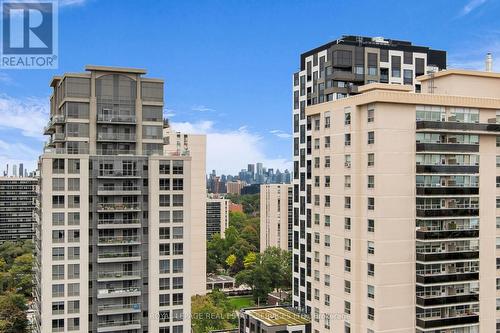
<box><xmin>97</xmin><ymin>303</ymin><xmax>141</xmax><ymax>316</ymax></box>
<box><xmin>416</xmin><ymin>143</ymin><xmax>479</xmax><ymax>153</ymax></box>
<box><xmin>97</xmin><ymin>219</ymin><xmax>141</xmax><ymax>229</ymax></box>
<box><xmin>416</xmin><ymin>165</ymin><xmax>479</xmax><ymax>174</ymax></box>
<box><xmin>96</xmin><ymin>203</ymin><xmax>140</xmax><ymax>212</ymax></box>
<box><xmin>97</xmin><ymin>270</ymin><xmax>141</xmax><ymax>282</ymax></box>
<box><xmin>416</xmin><ymin>120</ymin><xmax>500</xmax><ymax>134</ymax></box>
<box><xmin>416</xmin><ymin>272</ymin><xmax>479</xmax><ymax>284</ymax></box>
<box><xmin>97</xmin><ymin>251</ymin><xmax>141</xmax><ymax>263</ymax></box>
<box><xmin>97</xmin><ymin>287</ymin><xmax>141</xmax><ymax>299</ymax></box>
<box><xmin>416</xmin><ymin>250</ymin><xmax>479</xmax><ymax>262</ymax></box>
<box><xmin>416</xmin><ymin>293</ymin><xmax>479</xmax><ymax>307</ymax></box>
<box><xmin>416</xmin><ymin>313</ymin><xmax>479</xmax><ymax>329</ymax></box>
<box><xmin>97</xmin><ymin>319</ymin><xmax>141</xmax><ymax>333</ymax></box>
<box><xmin>97</xmin><ymin>235</ymin><xmax>140</xmax><ymax>246</ymax></box>
<box><xmin>416</xmin><ymin>229</ymin><xmax>479</xmax><ymax>240</ymax></box>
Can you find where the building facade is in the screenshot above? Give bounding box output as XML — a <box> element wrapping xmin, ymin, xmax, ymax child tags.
<box><xmin>206</xmin><ymin>198</ymin><xmax>230</xmax><ymax>240</ymax></box>
<box><xmin>260</xmin><ymin>184</ymin><xmax>293</xmax><ymax>252</ymax></box>
<box><xmin>35</xmin><ymin>65</ymin><xmax>206</xmax><ymax>333</ymax></box>
<box><xmin>0</xmin><ymin>177</ymin><xmax>37</xmax><ymax>242</ymax></box>
<box><xmin>292</xmin><ymin>65</ymin><xmax>500</xmax><ymax>332</ymax></box>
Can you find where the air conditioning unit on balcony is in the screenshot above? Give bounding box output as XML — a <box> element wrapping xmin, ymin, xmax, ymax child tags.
<box><xmin>344</xmin><ymin>162</ymin><xmax>351</xmax><ymax>168</ymax></box>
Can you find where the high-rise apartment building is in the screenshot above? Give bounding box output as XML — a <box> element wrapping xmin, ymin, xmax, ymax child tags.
<box><xmin>0</xmin><ymin>176</ymin><xmax>37</xmax><ymax>242</ymax></box>
<box><xmin>292</xmin><ymin>61</ymin><xmax>500</xmax><ymax>332</ymax></box>
<box><xmin>226</xmin><ymin>180</ymin><xmax>245</xmax><ymax>195</ymax></box>
<box><xmin>260</xmin><ymin>184</ymin><xmax>293</xmax><ymax>252</ymax></box>
<box><xmin>35</xmin><ymin>65</ymin><xmax>206</xmax><ymax>333</ymax></box>
<box><xmin>206</xmin><ymin>198</ymin><xmax>230</xmax><ymax>240</ymax></box>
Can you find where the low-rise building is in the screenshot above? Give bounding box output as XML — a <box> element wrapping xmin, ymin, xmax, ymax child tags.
<box><xmin>238</xmin><ymin>306</ymin><xmax>310</xmax><ymax>333</ymax></box>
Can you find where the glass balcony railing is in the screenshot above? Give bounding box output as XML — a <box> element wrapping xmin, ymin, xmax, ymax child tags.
<box><xmin>97</xmin><ymin>270</ymin><xmax>141</xmax><ymax>280</ymax></box>
<box><xmin>97</xmin><ymin>287</ymin><xmax>141</xmax><ymax>297</ymax></box>
<box><xmin>97</xmin><ymin>319</ymin><xmax>141</xmax><ymax>329</ymax></box>
<box><xmin>97</xmin><ymin>235</ymin><xmax>140</xmax><ymax>245</ymax></box>
<box><xmin>97</xmin><ymin>114</ymin><xmax>136</xmax><ymax>123</ymax></box>
<box><xmin>97</xmin><ymin>303</ymin><xmax>141</xmax><ymax>313</ymax></box>
<box><xmin>98</xmin><ymin>169</ymin><xmax>139</xmax><ymax>177</ymax></box>
<box><xmin>97</xmin><ymin>133</ymin><xmax>136</xmax><ymax>141</ymax></box>
<box><xmin>98</xmin><ymin>252</ymin><xmax>141</xmax><ymax>260</ymax></box>
<box><xmin>97</xmin><ymin>185</ymin><xmax>139</xmax><ymax>192</ymax></box>
<box><xmin>96</xmin><ymin>203</ymin><xmax>140</xmax><ymax>211</ymax></box>
<box><xmin>97</xmin><ymin>219</ymin><xmax>141</xmax><ymax>226</ymax></box>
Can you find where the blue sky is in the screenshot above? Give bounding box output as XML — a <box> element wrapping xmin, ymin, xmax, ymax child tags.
<box><xmin>1</xmin><ymin>0</ymin><xmax>500</xmax><ymax>174</ymax></box>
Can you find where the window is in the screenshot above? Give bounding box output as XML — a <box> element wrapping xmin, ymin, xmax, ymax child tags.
<box><xmin>368</xmin><ymin>285</ymin><xmax>375</xmax><ymax>299</ymax></box>
<box><xmin>344</xmin><ymin>175</ymin><xmax>351</xmax><ymax>188</ymax></box>
<box><xmin>68</xmin><ymin>230</ymin><xmax>79</xmax><ymax>242</ymax></box>
<box><xmin>160</xmin><ymin>259</ymin><xmax>171</xmax><ymax>274</ymax></box>
<box><xmin>345</xmin><ymin>133</ymin><xmax>351</xmax><ymax>146</ymax></box>
<box><xmin>344</xmin><ymin>217</ymin><xmax>351</xmax><ymax>231</ymax></box>
<box><xmin>368</xmin><ymin>175</ymin><xmax>375</xmax><ymax>188</ymax></box>
<box><xmin>403</xmin><ymin>69</ymin><xmax>413</xmax><ymax>85</ymax></box>
<box><xmin>324</xmin><ymin>235</ymin><xmax>331</xmax><ymax>247</ymax></box>
<box><xmin>67</xmin><ymin>283</ymin><xmax>79</xmax><ymax>296</ymax></box>
<box><xmin>160</xmin><ymin>179</ymin><xmax>170</xmax><ymax>191</ymax></box>
<box><xmin>52</xmin><ymin>284</ymin><xmax>64</xmax><ymax>297</ymax></box>
<box><xmin>345</xmin><ymin>154</ymin><xmax>351</xmax><ymax>168</ymax></box>
<box><xmin>368</xmin><ymin>219</ymin><xmax>375</xmax><ymax>232</ymax></box>
<box><xmin>344</xmin><ymin>301</ymin><xmax>351</xmax><ymax>314</ymax></box>
<box><xmin>68</xmin><ymin>178</ymin><xmax>80</xmax><ymax>191</ymax></box>
<box><xmin>52</xmin><ymin>213</ymin><xmax>64</xmax><ymax>226</ymax></box>
<box><xmin>325</xmin><ymin>156</ymin><xmax>331</xmax><ymax>168</ymax></box>
<box><xmin>324</xmin><ymin>136</ymin><xmax>331</xmax><ymax>148</ymax></box>
<box><xmin>368</xmin><ymin>307</ymin><xmax>375</xmax><ymax>320</ymax></box>
<box><xmin>325</xmin><ymin>255</ymin><xmax>330</xmax><ymax>267</ymax></box>
<box><xmin>67</xmin><ymin>159</ymin><xmax>80</xmax><ymax>174</ymax></box>
<box><xmin>344</xmin><ymin>259</ymin><xmax>351</xmax><ymax>272</ymax></box>
<box><xmin>160</xmin><ymin>294</ymin><xmax>170</xmax><ymax>306</ymax></box>
<box><xmin>324</xmin><ymin>215</ymin><xmax>331</xmax><ymax>227</ymax></box>
<box><xmin>345</xmin><ymin>196</ymin><xmax>351</xmax><ymax>209</ymax></box>
<box><xmin>324</xmin><ymin>176</ymin><xmax>330</xmax><ymax>188</ymax></box>
<box><xmin>368</xmin><ymin>263</ymin><xmax>375</xmax><ymax>276</ymax></box>
<box><xmin>173</xmin><ymin>243</ymin><xmax>183</xmax><ymax>255</ymax></box>
<box><xmin>173</xmin><ymin>160</ymin><xmax>183</xmax><ymax>174</ymax></box>
<box><xmin>344</xmin><ymin>280</ymin><xmax>351</xmax><ymax>293</ymax></box>
<box><xmin>160</xmin><ymin>161</ymin><xmax>171</xmax><ymax>174</ymax></box>
<box><xmin>52</xmin><ymin>178</ymin><xmax>64</xmax><ymax>191</ymax></box>
<box><xmin>52</xmin><ymin>159</ymin><xmax>65</xmax><ymax>174</ymax></box>
<box><xmin>68</xmin><ymin>247</ymin><xmax>79</xmax><ymax>260</ymax></box>
<box><xmin>52</xmin><ymin>301</ymin><xmax>64</xmax><ymax>315</ymax></box>
<box><xmin>52</xmin><ymin>265</ymin><xmax>64</xmax><ymax>280</ymax></box>
<box><xmin>173</xmin><ymin>259</ymin><xmax>183</xmax><ymax>273</ymax></box>
<box><xmin>325</xmin><ymin>195</ymin><xmax>331</xmax><ymax>207</ymax></box>
<box><xmin>368</xmin><ymin>153</ymin><xmax>375</xmax><ymax>167</ymax></box>
<box><xmin>68</xmin><ymin>300</ymin><xmax>79</xmax><ymax>314</ymax></box>
<box><xmin>68</xmin><ymin>195</ymin><xmax>80</xmax><ymax>208</ymax></box>
<box><xmin>314</xmin><ymin>119</ymin><xmax>320</xmax><ymax>130</ymax></box>
<box><xmin>368</xmin><ymin>197</ymin><xmax>375</xmax><ymax>210</ymax></box>
<box><xmin>367</xmin><ymin>106</ymin><xmax>375</xmax><ymax>122</ymax></box>
<box><xmin>68</xmin><ymin>264</ymin><xmax>80</xmax><ymax>279</ymax></box>
<box><xmin>52</xmin><ymin>247</ymin><xmax>64</xmax><ymax>261</ymax></box>
<box><xmin>344</xmin><ymin>110</ymin><xmax>351</xmax><ymax>125</ymax></box>
<box><xmin>173</xmin><ymin>293</ymin><xmax>183</xmax><ymax>305</ymax></box>
<box><xmin>368</xmin><ymin>241</ymin><xmax>375</xmax><ymax>254</ymax></box>
<box><xmin>173</xmin><ymin>227</ymin><xmax>183</xmax><ymax>239</ymax></box>
<box><xmin>52</xmin><ymin>230</ymin><xmax>64</xmax><ymax>243</ymax></box>
<box><xmin>52</xmin><ymin>319</ymin><xmax>64</xmax><ymax>332</ymax></box>
<box><xmin>325</xmin><ymin>113</ymin><xmax>331</xmax><ymax>128</ymax></box>
<box><xmin>344</xmin><ymin>238</ymin><xmax>351</xmax><ymax>252</ymax></box>
<box><xmin>160</xmin><ymin>243</ymin><xmax>170</xmax><ymax>255</ymax></box>
<box><xmin>173</xmin><ymin>277</ymin><xmax>183</xmax><ymax>289</ymax></box>
<box><xmin>314</xmin><ymin>157</ymin><xmax>320</xmax><ymax>168</ymax></box>
<box><xmin>173</xmin><ymin>179</ymin><xmax>183</xmax><ymax>190</ymax></box>
<box><xmin>52</xmin><ymin>195</ymin><xmax>64</xmax><ymax>208</ymax></box>
<box><xmin>355</xmin><ymin>66</ymin><xmax>364</xmax><ymax>75</ymax></box>
<box><xmin>497</xmin><ymin>176</ymin><xmax>500</xmax><ymax>188</ymax></box>
<box><xmin>497</xmin><ymin>156</ymin><xmax>500</xmax><ymax>167</ymax></box>
<box><xmin>324</xmin><ymin>274</ymin><xmax>330</xmax><ymax>286</ymax></box>
<box><xmin>172</xmin><ymin>194</ymin><xmax>183</xmax><ymax>207</ymax></box>
<box><xmin>160</xmin><ymin>194</ymin><xmax>170</xmax><ymax>207</ymax></box>
<box><xmin>497</xmin><ymin>136</ymin><xmax>500</xmax><ymax>147</ymax></box>
<box><xmin>314</xmin><ymin>138</ymin><xmax>320</xmax><ymax>150</ymax></box>
<box><xmin>160</xmin><ymin>277</ymin><xmax>170</xmax><ymax>290</ymax></box>
<box><xmin>368</xmin><ymin>131</ymin><xmax>375</xmax><ymax>144</ymax></box>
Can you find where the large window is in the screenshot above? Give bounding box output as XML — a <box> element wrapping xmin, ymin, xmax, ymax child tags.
<box><xmin>416</xmin><ymin>105</ymin><xmax>445</xmax><ymax>121</ymax></box>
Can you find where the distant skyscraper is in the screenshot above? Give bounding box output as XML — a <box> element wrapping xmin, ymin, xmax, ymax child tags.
<box><xmin>0</xmin><ymin>176</ymin><xmax>37</xmax><ymax>242</ymax></box>
<box><xmin>12</xmin><ymin>164</ymin><xmax>17</xmax><ymax>177</ymax></box>
<box><xmin>18</xmin><ymin>163</ymin><xmax>23</xmax><ymax>178</ymax></box>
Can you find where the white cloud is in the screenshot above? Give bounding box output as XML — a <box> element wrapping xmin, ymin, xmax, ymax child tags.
<box><xmin>0</xmin><ymin>73</ymin><xmax>12</xmax><ymax>84</ymax></box>
<box><xmin>0</xmin><ymin>139</ymin><xmax>40</xmax><ymax>174</ymax></box>
<box><xmin>170</xmin><ymin>120</ymin><xmax>292</xmax><ymax>174</ymax></box>
<box><xmin>191</xmin><ymin>105</ymin><xmax>216</xmax><ymax>112</ymax></box>
<box><xmin>0</xmin><ymin>95</ymin><xmax>48</xmax><ymax>140</ymax></box>
<box><xmin>270</xmin><ymin>129</ymin><xmax>292</xmax><ymax>139</ymax></box>
<box><xmin>448</xmin><ymin>37</ymin><xmax>500</xmax><ymax>72</ymax></box>
<box><xmin>163</xmin><ymin>108</ymin><xmax>176</xmax><ymax>118</ymax></box>
<box><xmin>459</xmin><ymin>0</ymin><xmax>488</xmax><ymax>16</ymax></box>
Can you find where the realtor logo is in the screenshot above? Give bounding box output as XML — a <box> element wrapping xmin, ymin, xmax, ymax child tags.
<box><xmin>1</xmin><ymin>0</ymin><xmax>58</xmax><ymax>69</ymax></box>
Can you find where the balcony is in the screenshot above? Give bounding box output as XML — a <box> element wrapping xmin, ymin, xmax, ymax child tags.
<box><xmin>416</xmin><ymin>204</ymin><xmax>479</xmax><ymax>218</ymax></box>
<box><xmin>97</xmin><ymin>319</ymin><xmax>141</xmax><ymax>333</ymax></box>
<box><xmin>97</xmin><ymin>185</ymin><xmax>141</xmax><ymax>196</ymax></box>
<box><xmin>97</xmin><ymin>303</ymin><xmax>141</xmax><ymax>316</ymax></box>
<box><xmin>416</xmin><ymin>187</ymin><xmax>479</xmax><ymax>195</ymax></box>
<box><xmin>97</xmin><ymin>114</ymin><xmax>136</xmax><ymax>124</ymax></box>
<box><xmin>96</xmin><ymin>203</ymin><xmax>140</xmax><ymax>212</ymax></box>
<box><xmin>43</xmin><ymin>147</ymin><xmax>89</xmax><ymax>155</ymax></box>
<box><xmin>416</xmin><ymin>313</ymin><xmax>479</xmax><ymax>329</ymax></box>
<box><xmin>416</xmin><ymin>250</ymin><xmax>479</xmax><ymax>262</ymax></box>
<box><xmin>97</xmin><ymin>287</ymin><xmax>141</xmax><ymax>299</ymax></box>
<box><xmin>97</xmin><ymin>169</ymin><xmax>140</xmax><ymax>178</ymax></box>
<box><xmin>97</xmin><ymin>235</ymin><xmax>140</xmax><ymax>246</ymax></box>
<box><xmin>416</xmin><ymin>293</ymin><xmax>479</xmax><ymax>307</ymax></box>
<box><xmin>416</xmin><ymin>229</ymin><xmax>479</xmax><ymax>240</ymax></box>
<box><xmin>96</xmin><ymin>148</ymin><xmax>137</xmax><ymax>156</ymax></box>
<box><xmin>97</xmin><ymin>133</ymin><xmax>136</xmax><ymax>142</ymax></box>
<box><xmin>416</xmin><ymin>143</ymin><xmax>479</xmax><ymax>153</ymax></box>
<box><xmin>97</xmin><ymin>219</ymin><xmax>141</xmax><ymax>229</ymax></box>
<box><xmin>52</xmin><ymin>115</ymin><xmax>65</xmax><ymax>124</ymax></box>
<box><xmin>416</xmin><ymin>272</ymin><xmax>479</xmax><ymax>284</ymax></box>
<box><xmin>97</xmin><ymin>251</ymin><xmax>141</xmax><ymax>263</ymax></box>
<box><xmin>416</xmin><ymin>165</ymin><xmax>479</xmax><ymax>174</ymax></box>
<box><xmin>416</xmin><ymin>120</ymin><xmax>500</xmax><ymax>134</ymax></box>
<box><xmin>97</xmin><ymin>270</ymin><xmax>141</xmax><ymax>282</ymax></box>
<box><xmin>53</xmin><ymin>132</ymin><xmax>66</xmax><ymax>142</ymax></box>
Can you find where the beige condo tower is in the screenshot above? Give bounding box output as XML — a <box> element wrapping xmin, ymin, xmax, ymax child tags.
<box><xmin>34</xmin><ymin>65</ymin><xmax>206</xmax><ymax>333</ymax></box>
<box><xmin>292</xmin><ymin>36</ymin><xmax>500</xmax><ymax>333</ymax></box>
<box><xmin>260</xmin><ymin>183</ymin><xmax>293</xmax><ymax>252</ymax></box>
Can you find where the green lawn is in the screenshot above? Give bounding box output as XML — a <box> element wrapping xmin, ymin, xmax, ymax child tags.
<box><xmin>228</xmin><ymin>295</ymin><xmax>254</xmax><ymax>309</ymax></box>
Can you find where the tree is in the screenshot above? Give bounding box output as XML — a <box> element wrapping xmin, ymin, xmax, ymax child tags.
<box><xmin>191</xmin><ymin>290</ymin><xmax>236</xmax><ymax>333</ymax></box>
<box><xmin>225</xmin><ymin>254</ymin><xmax>236</xmax><ymax>268</ymax></box>
<box><xmin>0</xmin><ymin>292</ymin><xmax>28</xmax><ymax>333</ymax></box>
<box><xmin>243</xmin><ymin>252</ymin><xmax>257</xmax><ymax>269</ymax></box>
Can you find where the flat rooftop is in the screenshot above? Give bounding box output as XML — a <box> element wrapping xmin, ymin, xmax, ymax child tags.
<box><xmin>206</xmin><ymin>275</ymin><xmax>235</xmax><ymax>283</ymax></box>
<box><xmin>245</xmin><ymin>307</ymin><xmax>309</xmax><ymax>327</ymax></box>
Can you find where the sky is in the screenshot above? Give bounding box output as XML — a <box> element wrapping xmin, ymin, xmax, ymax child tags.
<box><xmin>1</xmin><ymin>0</ymin><xmax>500</xmax><ymax>175</ymax></box>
